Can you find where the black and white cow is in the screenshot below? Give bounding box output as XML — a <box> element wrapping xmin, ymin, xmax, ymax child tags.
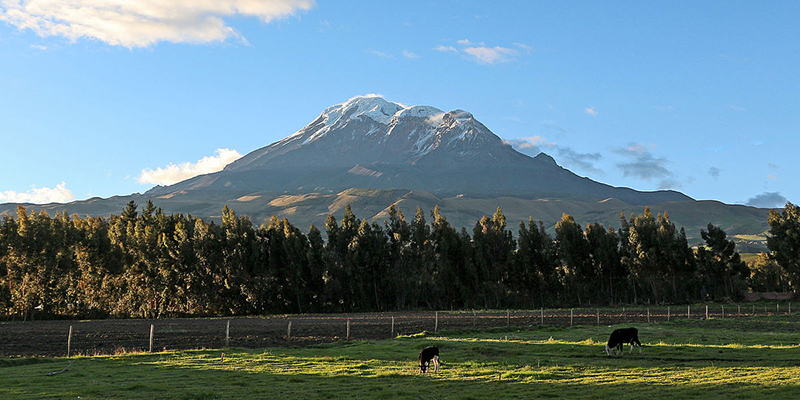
<box><xmin>418</xmin><ymin>346</ymin><xmax>440</xmax><ymax>373</ymax></box>
<box><xmin>605</xmin><ymin>327</ymin><xmax>642</xmax><ymax>355</ymax></box>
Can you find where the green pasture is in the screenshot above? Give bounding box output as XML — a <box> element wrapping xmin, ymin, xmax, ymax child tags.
<box><xmin>3</xmin><ymin>314</ymin><xmax>800</xmax><ymax>399</ymax></box>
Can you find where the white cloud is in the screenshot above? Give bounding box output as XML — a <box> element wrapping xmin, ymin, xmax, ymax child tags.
<box><xmin>439</xmin><ymin>39</ymin><xmax>529</xmax><ymax>64</ymax></box>
<box><xmin>366</xmin><ymin>49</ymin><xmax>393</xmax><ymax>59</ymax></box>
<box><xmin>463</xmin><ymin>46</ymin><xmax>517</xmax><ymax>64</ymax></box>
<box><xmin>138</xmin><ymin>148</ymin><xmax>243</xmax><ymax>186</ymax></box>
<box><xmin>402</xmin><ymin>50</ymin><xmax>418</xmax><ymax>59</ymax></box>
<box><xmin>585</xmin><ymin>107</ymin><xmax>598</xmax><ymax>116</ymax></box>
<box><xmin>0</xmin><ymin>0</ymin><xmax>315</xmax><ymax>48</ymax></box>
<box><xmin>0</xmin><ymin>182</ymin><xmax>75</xmax><ymax>204</ymax></box>
<box><xmin>434</xmin><ymin>45</ymin><xmax>457</xmax><ymax>53</ymax></box>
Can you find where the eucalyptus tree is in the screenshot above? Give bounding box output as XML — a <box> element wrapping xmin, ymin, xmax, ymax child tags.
<box><xmin>767</xmin><ymin>202</ymin><xmax>800</xmax><ymax>289</ymax></box>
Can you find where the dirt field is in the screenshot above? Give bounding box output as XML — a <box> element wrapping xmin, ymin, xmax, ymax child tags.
<box><xmin>0</xmin><ymin>305</ymin><xmax>778</xmax><ymax>357</ymax></box>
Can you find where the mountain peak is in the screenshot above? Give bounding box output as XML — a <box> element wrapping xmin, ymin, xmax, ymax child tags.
<box><xmin>321</xmin><ymin>95</ymin><xmax>404</xmax><ymax>126</ymax></box>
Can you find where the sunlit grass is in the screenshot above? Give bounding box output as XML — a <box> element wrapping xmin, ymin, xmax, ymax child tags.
<box><xmin>4</xmin><ymin>314</ymin><xmax>800</xmax><ymax>399</ymax></box>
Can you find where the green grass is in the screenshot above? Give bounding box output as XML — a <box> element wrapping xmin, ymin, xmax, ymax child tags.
<box><xmin>4</xmin><ymin>315</ymin><xmax>800</xmax><ymax>399</ymax></box>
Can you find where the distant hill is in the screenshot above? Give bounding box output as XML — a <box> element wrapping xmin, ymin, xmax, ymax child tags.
<box><xmin>0</xmin><ymin>96</ymin><xmax>771</xmax><ymax>247</ymax></box>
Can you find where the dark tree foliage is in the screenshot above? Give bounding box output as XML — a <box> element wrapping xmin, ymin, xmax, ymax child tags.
<box><xmin>767</xmin><ymin>202</ymin><xmax>800</xmax><ymax>290</ymax></box>
<box><xmin>0</xmin><ymin>201</ymin><xmax>768</xmax><ymax>319</ymax></box>
<box><xmin>696</xmin><ymin>223</ymin><xmax>750</xmax><ymax>300</ymax></box>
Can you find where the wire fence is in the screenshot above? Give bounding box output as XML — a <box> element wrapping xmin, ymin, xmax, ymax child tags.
<box><xmin>1</xmin><ymin>303</ymin><xmax>793</xmax><ymax>357</ymax></box>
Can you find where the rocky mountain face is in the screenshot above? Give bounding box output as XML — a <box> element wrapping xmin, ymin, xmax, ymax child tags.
<box><xmin>147</xmin><ymin>96</ymin><xmax>690</xmax><ymax>205</ymax></box>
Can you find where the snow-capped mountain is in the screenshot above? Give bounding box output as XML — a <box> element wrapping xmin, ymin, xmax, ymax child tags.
<box><xmin>225</xmin><ymin>95</ymin><xmax>513</xmax><ymax>171</ymax></box>
<box><xmin>147</xmin><ymin>96</ymin><xmax>691</xmax><ymax>205</ymax></box>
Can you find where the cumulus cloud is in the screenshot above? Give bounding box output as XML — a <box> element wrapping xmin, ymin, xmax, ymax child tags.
<box><xmin>438</xmin><ymin>39</ymin><xmax>530</xmax><ymax>64</ymax></box>
<box><xmin>138</xmin><ymin>148</ymin><xmax>243</xmax><ymax>186</ymax></box>
<box><xmin>0</xmin><ymin>0</ymin><xmax>315</xmax><ymax>48</ymax></box>
<box><xmin>0</xmin><ymin>182</ymin><xmax>75</xmax><ymax>204</ymax></box>
<box><xmin>614</xmin><ymin>142</ymin><xmax>677</xmax><ymax>187</ymax></box>
<box><xmin>585</xmin><ymin>107</ymin><xmax>598</xmax><ymax>116</ymax></box>
<box><xmin>746</xmin><ymin>192</ymin><xmax>787</xmax><ymax>208</ymax></box>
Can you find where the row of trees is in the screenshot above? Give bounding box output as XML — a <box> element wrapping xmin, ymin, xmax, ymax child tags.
<box><xmin>0</xmin><ymin>200</ymin><xmax>797</xmax><ymax>319</ymax></box>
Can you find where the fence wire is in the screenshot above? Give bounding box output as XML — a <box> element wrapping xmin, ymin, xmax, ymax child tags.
<box><xmin>0</xmin><ymin>303</ymin><xmax>791</xmax><ymax>357</ymax></box>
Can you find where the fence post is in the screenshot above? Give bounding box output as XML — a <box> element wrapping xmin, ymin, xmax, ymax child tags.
<box><xmin>721</xmin><ymin>305</ymin><xmax>725</xmax><ymax>319</ymax></box>
<box><xmin>570</xmin><ymin>309</ymin><xmax>573</xmax><ymax>326</ymax></box>
<box><xmin>391</xmin><ymin>316</ymin><xmax>395</xmax><ymax>338</ymax></box>
<box><xmin>667</xmin><ymin>307</ymin><xmax>670</xmax><ymax>322</ymax></box>
<box><xmin>705</xmin><ymin>305</ymin><xmax>709</xmax><ymax>320</ymax></box>
<box><xmin>67</xmin><ymin>325</ymin><xmax>73</xmax><ymax>357</ymax></box>
<box><xmin>738</xmin><ymin>305</ymin><xmax>741</xmax><ymax>316</ymax></box>
<box><xmin>149</xmin><ymin>324</ymin><xmax>154</xmax><ymax>353</ymax></box>
<box><xmin>473</xmin><ymin>310</ymin><xmax>477</xmax><ymax>327</ymax></box>
<box><xmin>777</xmin><ymin>303</ymin><xmax>780</xmax><ymax>314</ymax></box>
<box><xmin>287</xmin><ymin>321</ymin><xmax>292</xmax><ymax>339</ymax></box>
<box><xmin>790</xmin><ymin>303</ymin><xmax>792</xmax><ymax>314</ymax></box>
<box><xmin>647</xmin><ymin>308</ymin><xmax>650</xmax><ymax>323</ymax></box>
<box><xmin>225</xmin><ymin>320</ymin><xmax>230</xmax><ymax>347</ymax></box>
<box><xmin>346</xmin><ymin>318</ymin><xmax>351</xmax><ymax>340</ymax></box>
<box><xmin>540</xmin><ymin>308</ymin><xmax>544</xmax><ymax>325</ymax></box>
<box><xmin>596</xmin><ymin>309</ymin><xmax>600</xmax><ymax>326</ymax></box>
<box><xmin>435</xmin><ymin>311</ymin><xmax>439</xmax><ymax>332</ymax></box>
<box><xmin>507</xmin><ymin>309</ymin><xmax>510</xmax><ymax>326</ymax></box>
<box><xmin>687</xmin><ymin>305</ymin><xmax>690</xmax><ymax>319</ymax></box>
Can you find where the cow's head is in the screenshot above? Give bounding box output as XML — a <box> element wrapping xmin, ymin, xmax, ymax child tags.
<box><xmin>605</xmin><ymin>344</ymin><xmax>612</xmax><ymax>355</ymax></box>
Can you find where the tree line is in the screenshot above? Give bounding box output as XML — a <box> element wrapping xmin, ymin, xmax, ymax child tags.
<box><xmin>0</xmin><ymin>200</ymin><xmax>798</xmax><ymax>319</ymax></box>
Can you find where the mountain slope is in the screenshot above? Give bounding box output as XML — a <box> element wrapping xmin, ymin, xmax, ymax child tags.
<box><xmin>147</xmin><ymin>96</ymin><xmax>690</xmax><ymax>205</ymax></box>
<box><xmin>0</xmin><ymin>96</ymin><xmax>770</xmax><ymax>247</ymax></box>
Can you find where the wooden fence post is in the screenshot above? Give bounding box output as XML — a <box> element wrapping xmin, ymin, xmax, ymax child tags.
<box><xmin>687</xmin><ymin>305</ymin><xmax>690</xmax><ymax>319</ymax></box>
<box><xmin>596</xmin><ymin>309</ymin><xmax>600</xmax><ymax>326</ymax></box>
<box><xmin>705</xmin><ymin>305</ymin><xmax>709</xmax><ymax>320</ymax></box>
<box><xmin>391</xmin><ymin>316</ymin><xmax>395</xmax><ymax>338</ymax></box>
<box><xmin>225</xmin><ymin>320</ymin><xmax>230</xmax><ymax>347</ymax></box>
<box><xmin>647</xmin><ymin>308</ymin><xmax>651</xmax><ymax>323</ymax></box>
<box><xmin>435</xmin><ymin>311</ymin><xmax>439</xmax><ymax>332</ymax></box>
<box><xmin>540</xmin><ymin>308</ymin><xmax>544</xmax><ymax>325</ymax></box>
<box><xmin>721</xmin><ymin>305</ymin><xmax>725</xmax><ymax>318</ymax></box>
<box><xmin>667</xmin><ymin>307</ymin><xmax>670</xmax><ymax>322</ymax></box>
<box><xmin>149</xmin><ymin>324</ymin><xmax>154</xmax><ymax>353</ymax></box>
<box><xmin>570</xmin><ymin>309</ymin><xmax>573</xmax><ymax>326</ymax></box>
<box><xmin>67</xmin><ymin>325</ymin><xmax>73</xmax><ymax>357</ymax></box>
<box><xmin>507</xmin><ymin>309</ymin><xmax>510</xmax><ymax>326</ymax></box>
<box><xmin>346</xmin><ymin>318</ymin><xmax>351</xmax><ymax>340</ymax></box>
<box><xmin>287</xmin><ymin>321</ymin><xmax>292</xmax><ymax>339</ymax></box>
<box><xmin>738</xmin><ymin>305</ymin><xmax>741</xmax><ymax>316</ymax></box>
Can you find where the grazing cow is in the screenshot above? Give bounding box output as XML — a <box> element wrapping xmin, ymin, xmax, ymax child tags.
<box><xmin>418</xmin><ymin>346</ymin><xmax>440</xmax><ymax>373</ymax></box>
<box><xmin>605</xmin><ymin>327</ymin><xmax>642</xmax><ymax>356</ymax></box>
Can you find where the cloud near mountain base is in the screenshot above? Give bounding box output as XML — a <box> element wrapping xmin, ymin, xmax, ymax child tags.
<box><xmin>746</xmin><ymin>192</ymin><xmax>787</xmax><ymax>208</ymax></box>
<box><xmin>0</xmin><ymin>182</ymin><xmax>75</xmax><ymax>204</ymax></box>
<box><xmin>138</xmin><ymin>148</ymin><xmax>243</xmax><ymax>186</ymax></box>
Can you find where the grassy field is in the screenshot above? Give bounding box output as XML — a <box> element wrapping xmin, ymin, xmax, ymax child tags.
<box><xmin>3</xmin><ymin>313</ymin><xmax>800</xmax><ymax>399</ymax></box>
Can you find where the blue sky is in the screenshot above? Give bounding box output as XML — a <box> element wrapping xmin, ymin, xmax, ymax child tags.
<box><xmin>0</xmin><ymin>1</ymin><xmax>797</xmax><ymax>208</ymax></box>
